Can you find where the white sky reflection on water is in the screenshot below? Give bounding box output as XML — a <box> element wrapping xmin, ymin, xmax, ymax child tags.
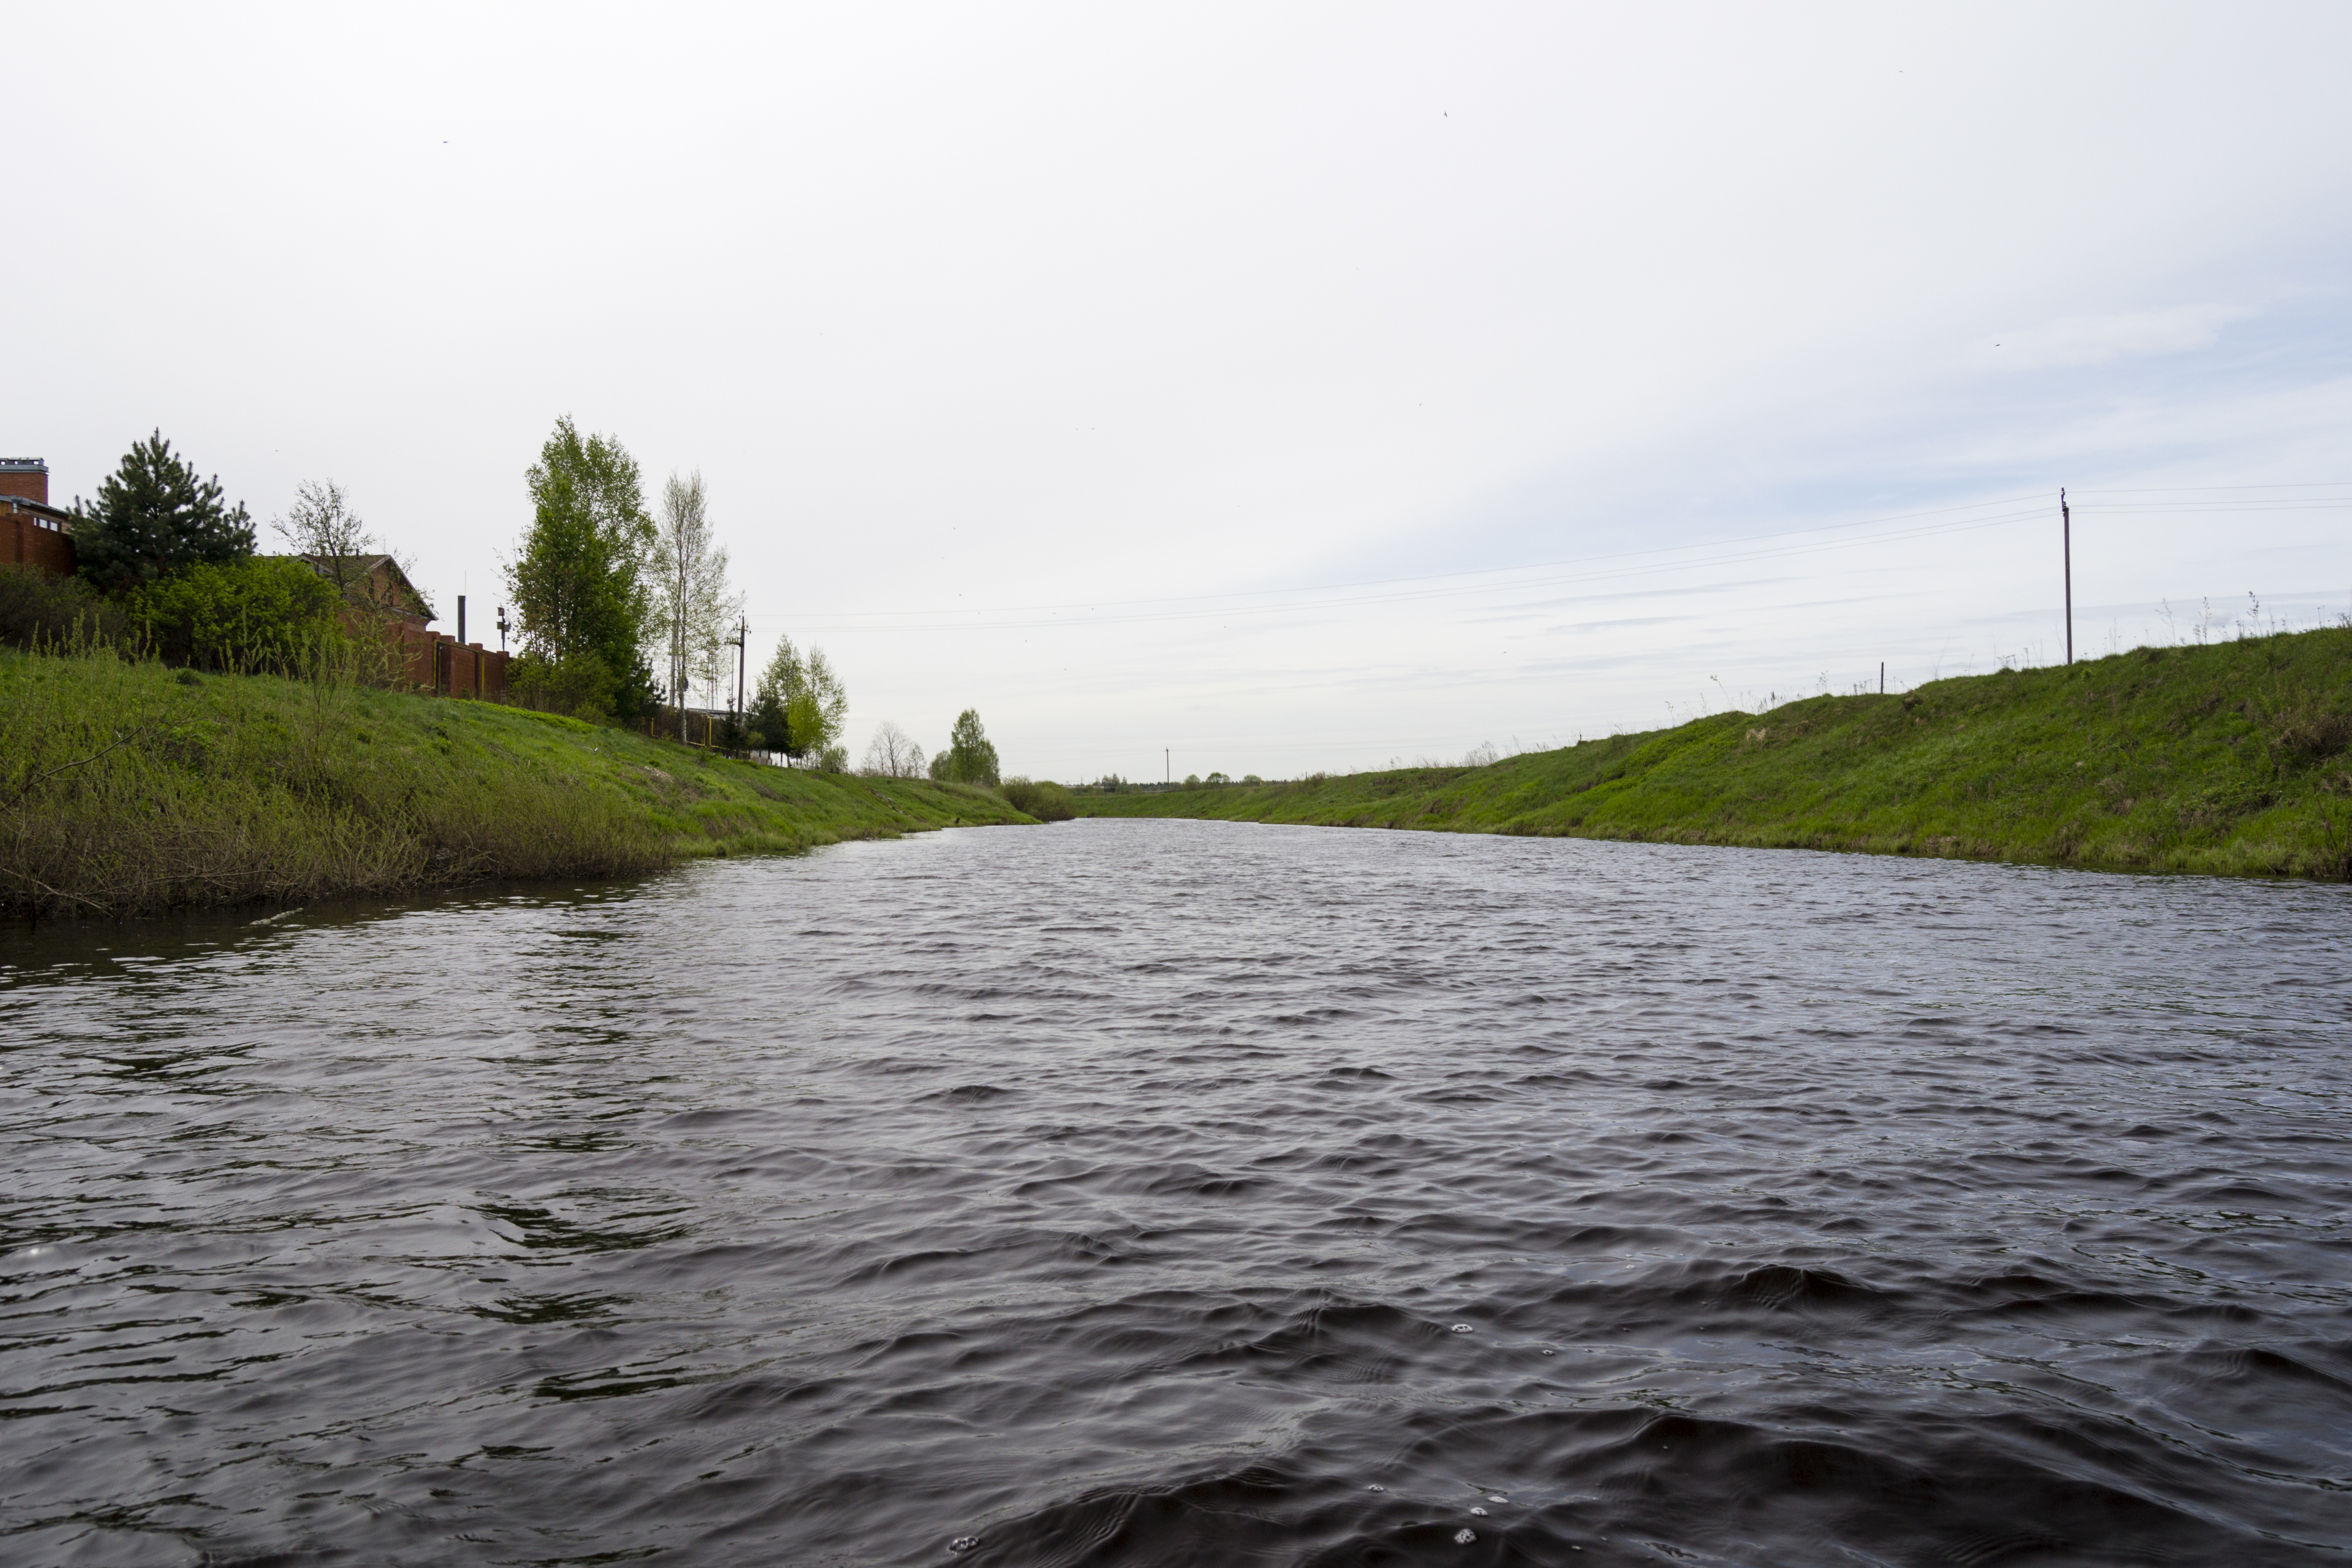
<box><xmin>7</xmin><ymin>4</ymin><xmax>2349</xmax><ymax>778</ymax></box>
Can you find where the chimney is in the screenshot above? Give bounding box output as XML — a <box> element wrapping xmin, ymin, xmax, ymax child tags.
<box><xmin>0</xmin><ymin>458</ymin><xmax>47</xmax><ymax>507</ymax></box>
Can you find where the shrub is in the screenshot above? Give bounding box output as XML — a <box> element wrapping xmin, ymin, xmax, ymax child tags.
<box><xmin>0</xmin><ymin>564</ymin><xmax>130</xmax><ymax>651</ymax></box>
<box><xmin>511</xmin><ymin>650</ymin><xmax>624</xmax><ymax>720</ymax></box>
<box><xmin>2277</xmin><ymin>711</ymin><xmax>2352</xmax><ymax>765</ymax></box>
<box><xmin>999</xmin><ymin>777</ymin><xmax>1075</xmax><ymax>821</ymax></box>
<box><xmin>129</xmin><ymin>556</ymin><xmax>341</xmax><ymax>673</ymax></box>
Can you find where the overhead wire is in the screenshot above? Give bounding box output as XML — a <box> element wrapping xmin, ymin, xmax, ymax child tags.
<box><xmin>749</xmin><ymin>482</ymin><xmax>2352</xmax><ymax>635</ymax></box>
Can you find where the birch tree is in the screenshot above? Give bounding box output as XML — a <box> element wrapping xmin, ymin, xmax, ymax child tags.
<box><xmin>756</xmin><ymin>635</ymin><xmax>848</xmax><ymax>761</ymax></box>
<box><xmin>862</xmin><ymin>721</ymin><xmax>926</xmax><ymax>778</ymax></box>
<box><xmin>651</xmin><ymin>471</ymin><xmax>740</xmax><ymax>715</ymax></box>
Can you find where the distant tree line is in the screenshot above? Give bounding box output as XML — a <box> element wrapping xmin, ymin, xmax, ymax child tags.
<box><xmin>6</xmin><ymin>423</ymin><xmax>1031</xmax><ymax>787</ymax></box>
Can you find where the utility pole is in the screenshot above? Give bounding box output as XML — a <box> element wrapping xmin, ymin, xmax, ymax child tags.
<box><xmin>457</xmin><ymin>595</ymin><xmax>467</xmax><ymax>647</ymax></box>
<box><xmin>722</xmin><ymin>618</ymin><xmax>747</xmax><ymax>743</ymax></box>
<box><xmin>1165</xmin><ymin>748</ymin><xmax>1170</xmax><ymax>786</ymax></box>
<box><xmin>2061</xmin><ymin>487</ymin><xmax>2073</xmax><ymax>665</ymax></box>
<box><xmin>1879</xmin><ymin>660</ymin><xmax>1885</xmax><ymax>695</ymax></box>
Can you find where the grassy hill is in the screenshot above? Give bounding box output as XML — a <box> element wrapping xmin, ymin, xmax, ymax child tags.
<box><xmin>1</xmin><ymin>649</ymin><xmax>1033</xmax><ymax>917</ymax></box>
<box><xmin>1077</xmin><ymin>626</ymin><xmax>2352</xmax><ymax>880</ymax></box>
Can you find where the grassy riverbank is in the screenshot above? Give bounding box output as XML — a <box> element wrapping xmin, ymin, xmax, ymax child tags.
<box><xmin>1078</xmin><ymin>627</ymin><xmax>2352</xmax><ymax>879</ymax></box>
<box><xmin>2</xmin><ymin>649</ymin><xmax>1033</xmax><ymax>917</ymax></box>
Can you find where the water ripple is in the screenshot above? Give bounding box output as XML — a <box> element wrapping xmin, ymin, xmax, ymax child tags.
<box><xmin>2</xmin><ymin>821</ymin><xmax>2348</xmax><ymax>1564</ymax></box>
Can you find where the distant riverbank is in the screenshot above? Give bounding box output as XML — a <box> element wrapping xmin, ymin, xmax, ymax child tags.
<box><xmin>1</xmin><ymin>650</ymin><xmax>1033</xmax><ymax>917</ymax></box>
<box><xmin>1078</xmin><ymin>627</ymin><xmax>2352</xmax><ymax>880</ymax></box>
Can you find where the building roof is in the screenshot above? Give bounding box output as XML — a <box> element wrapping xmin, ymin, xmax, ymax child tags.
<box><xmin>287</xmin><ymin>553</ymin><xmax>435</xmax><ymax>621</ymax></box>
<box><xmin>4</xmin><ymin>496</ymin><xmax>75</xmax><ymax>524</ymax></box>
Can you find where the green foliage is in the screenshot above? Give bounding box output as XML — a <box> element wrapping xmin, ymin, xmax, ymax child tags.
<box><xmin>506</xmin><ymin>416</ymin><xmax>657</xmax><ymax>717</ymax></box>
<box><xmin>817</xmin><ymin>743</ymin><xmax>848</xmax><ymax>773</ymax></box>
<box><xmin>0</xmin><ymin>648</ymin><xmax>1039</xmax><ymax>916</ymax></box>
<box><xmin>747</xmin><ymin>687</ymin><xmax>790</xmax><ymax>752</ymax></box>
<box><xmin>756</xmin><ymin>635</ymin><xmax>847</xmax><ymax>758</ymax></box>
<box><xmin>509</xmin><ymin>650</ymin><xmax>627</xmax><ymax>723</ymax></box>
<box><xmin>128</xmin><ymin>556</ymin><xmax>342</xmax><ymax>673</ymax></box>
<box><xmin>1073</xmin><ymin>627</ymin><xmax>2352</xmax><ymax>881</ymax></box>
<box><xmin>940</xmin><ymin>707</ymin><xmax>1001</xmax><ymax>786</ymax></box>
<box><xmin>998</xmin><ymin>777</ymin><xmax>1075</xmax><ymax>821</ymax></box>
<box><xmin>72</xmin><ymin>431</ymin><xmax>255</xmax><ymax>592</ymax></box>
<box><xmin>0</xmin><ymin>564</ymin><xmax>131</xmax><ymax>650</ymax></box>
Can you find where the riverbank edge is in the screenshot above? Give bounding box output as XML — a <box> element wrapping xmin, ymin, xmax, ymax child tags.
<box><xmin>1074</xmin><ymin>628</ymin><xmax>2352</xmax><ymax>880</ymax></box>
<box><xmin>2</xmin><ymin>650</ymin><xmax>1037</xmax><ymax>918</ymax></box>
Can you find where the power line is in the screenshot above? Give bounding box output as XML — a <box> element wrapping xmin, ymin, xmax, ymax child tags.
<box><xmin>745</xmin><ymin>482</ymin><xmax>2352</xmax><ymax>635</ymax></box>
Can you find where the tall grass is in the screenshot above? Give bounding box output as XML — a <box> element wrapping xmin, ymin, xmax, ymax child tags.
<box><xmin>2</xmin><ymin>647</ymin><xmax>1036</xmax><ymax>917</ymax></box>
<box><xmin>1074</xmin><ymin>626</ymin><xmax>2352</xmax><ymax>881</ymax></box>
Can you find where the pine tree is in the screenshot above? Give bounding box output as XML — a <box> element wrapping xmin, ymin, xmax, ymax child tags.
<box><xmin>71</xmin><ymin>431</ymin><xmax>255</xmax><ymax>592</ymax></box>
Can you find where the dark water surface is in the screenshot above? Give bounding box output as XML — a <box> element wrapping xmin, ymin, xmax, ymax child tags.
<box><xmin>4</xmin><ymin>821</ymin><xmax>2350</xmax><ymax>1566</ymax></box>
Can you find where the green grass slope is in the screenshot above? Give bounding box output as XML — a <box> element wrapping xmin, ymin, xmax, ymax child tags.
<box><xmin>1077</xmin><ymin>627</ymin><xmax>2352</xmax><ymax>879</ymax></box>
<box><xmin>2</xmin><ymin>649</ymin><xmax>1032</xmax><ymax>917</ymax></box>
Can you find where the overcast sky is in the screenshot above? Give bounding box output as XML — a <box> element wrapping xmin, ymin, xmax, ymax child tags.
<box><xmin>11</xmin><ymin>3</ymin><xmax>2349</xmax><ymax>780</ymax></box>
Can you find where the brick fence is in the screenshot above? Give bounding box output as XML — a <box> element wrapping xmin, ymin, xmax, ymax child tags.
<box><xmin>386</xmin><ymin>620</ymin><xmax>510</xmax><ymax>702</ymax></box>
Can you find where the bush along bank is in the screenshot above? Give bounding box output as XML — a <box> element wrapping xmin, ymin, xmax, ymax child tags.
<box><xmin>1074</xmin><ymin>627</ymin><xmax>2352</xmax><ymax>880</ymax></box>
<box><xmin>2</xmin><ymin>648</ymin><xmax>1037</xmax><ymax>918</ymax></box>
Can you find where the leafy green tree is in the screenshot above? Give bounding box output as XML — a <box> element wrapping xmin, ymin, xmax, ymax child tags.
<box><xmin>505</xmin><ymin>417</ymin><xmax>657</xmax><ymax>717</ymax></box>
<box><xmin>72</xmin><ymin>431</ymin><xmax>255</xmax><ymax>592</ymax></box>
<box><xmin>939</xmin><ymin>708</ymin><xmax>1000</xmax><ymax>786</ymax></box>
<box><xmin>756</xmin><ymin>635</ymin><xmax>848</xmax><ymax>761</ymax></box>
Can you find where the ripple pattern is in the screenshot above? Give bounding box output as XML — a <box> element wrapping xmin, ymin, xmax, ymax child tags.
<box><xmin>3</xmin><ymin>820</ymin><xmax>2350</xmax><ymax>1565</ymax></box>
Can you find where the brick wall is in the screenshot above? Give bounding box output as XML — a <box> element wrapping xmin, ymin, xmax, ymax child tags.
<box><xmin>5</xmin><ymin>504</ymin><xmax>77</xmax><ymax>577</ymax></box>
<box><xmin>0</xmin><ymin>461</ymin><xmax>46</xmax><ymax>506</ymax></box>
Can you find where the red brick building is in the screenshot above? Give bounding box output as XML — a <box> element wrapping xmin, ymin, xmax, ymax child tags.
<box><xmin>2</xmin><ymin>458</ymin><xmax>77</xmax><ymax>577</ymax></box>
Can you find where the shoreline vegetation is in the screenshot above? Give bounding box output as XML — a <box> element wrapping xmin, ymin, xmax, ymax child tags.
<box><xmin>2</xmin><ymin>647</ymin><xmax>1034</xmax><ymax>919</ymax></box>
<box><xmin>1074</xmin><ymin>626</ymin><xmax>2352</xmax><ymax>881</ymax></box>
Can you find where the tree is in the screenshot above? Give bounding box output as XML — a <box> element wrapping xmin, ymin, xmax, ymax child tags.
<box><xmin>650</xmin><ymin>472</ymin><xmax>738</xmax><ymax>717</ymax></box>
<box><xmin>939</xmin><ymin>708</ymin><xmax>1000</xmax><ymax>786</ymax></box>
<box><xmin>72</xmin><ymin>431</ymin><xmax>255</xmax><ymax>592</ymax></box>
<box><xmin>272</xmin><ymin>479</ymin><xmax>432</xmax><ymax>622</ymax></box>
<box><xmin>747</xmin><ymin>687</ymin><xmax>790</xmax><ymax>754</ymax></box>
<box><xmin>862</xmin><ymin>720</ymin><xmax>927</xmax><ymax>778</ymax></box>
<box><xmin>756</xmin><ymin>635</ymin><xmax>847</xmax><ymax>761</ymax></box>
<box><xmin>504</xmin><ymin>416</ymin><xmax>657</xmax><ymax>717</ymax></box>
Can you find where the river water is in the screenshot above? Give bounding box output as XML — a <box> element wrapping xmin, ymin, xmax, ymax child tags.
<box><xmin>3</xmin><ymin>820</ymin><xmax>2349</xmax><ymax>1566</ymax></box>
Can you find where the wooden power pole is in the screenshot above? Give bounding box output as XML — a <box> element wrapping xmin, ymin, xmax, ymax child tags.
<box><xmin>2061</xmin><ymin>487</ymin><xmax>2073</xmax><ymax>665</ymax></box>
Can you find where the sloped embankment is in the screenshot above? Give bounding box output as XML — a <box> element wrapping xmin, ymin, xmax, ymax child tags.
<box><xmin>1076</xmin><ymin>627</ymin><xmax>2352</xmax><ymax>879</ymax></box>
<box><xmin>1</xmin><ymin>650</ymin><xmax>1033</xmax><ymax>916</ymax></box>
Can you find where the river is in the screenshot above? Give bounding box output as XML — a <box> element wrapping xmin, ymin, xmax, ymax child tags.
<box><xmin>3</xmin><ymin>819</ymin><xmax>2349</xmax><ymax>1565</ymax></box>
